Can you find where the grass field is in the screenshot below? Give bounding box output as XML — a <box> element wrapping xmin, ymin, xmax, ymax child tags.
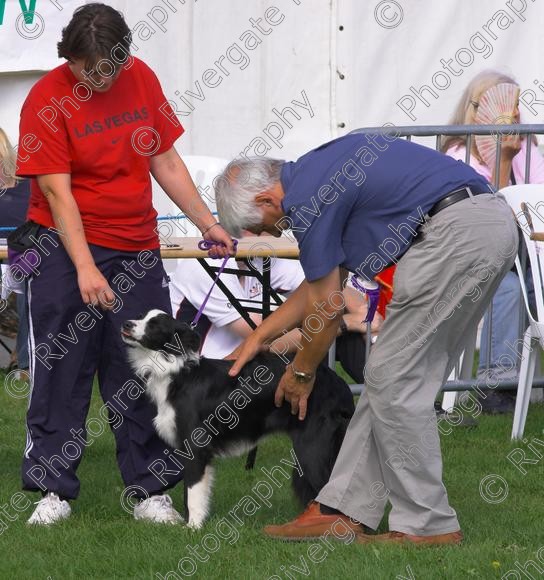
<box><xmin>0</xmin><ymin>369</ymin><xmax>543</xmax><ymax>580</ymax></box>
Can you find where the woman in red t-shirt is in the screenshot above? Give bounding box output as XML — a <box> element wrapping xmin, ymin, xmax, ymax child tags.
<box><xmin>16</xmin><ymin>3</ymin><xmax>231</xmax><ymax>526</ymax></box>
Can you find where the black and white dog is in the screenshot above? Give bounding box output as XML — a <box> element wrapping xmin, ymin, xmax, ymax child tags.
<box><xmin>121</xmin><ymin>309</ymin><xmax>355</xmax><ymax>528</ymax></box>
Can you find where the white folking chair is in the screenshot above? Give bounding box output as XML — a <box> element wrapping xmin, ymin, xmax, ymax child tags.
<box><xmin>157</xmin><ymin>155</ymin><xmax>228</xmax><ymax>273</ymax></box>
<box><xmin>501</xmin><ymin>184</ymin><xmax>544</xmax><ymax>439</ymax></box>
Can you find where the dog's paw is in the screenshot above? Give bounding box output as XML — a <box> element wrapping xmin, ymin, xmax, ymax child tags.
<box><xmin>187</xmin><ymin>518</ymin><xmax>205</xmax><ymax>530</ymax></box>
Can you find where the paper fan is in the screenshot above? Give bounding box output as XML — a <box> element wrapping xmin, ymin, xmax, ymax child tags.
<box><xmin>474</xmin><ymin>83</ymin><xmax>520</xmax><ymax>169</ymax></box>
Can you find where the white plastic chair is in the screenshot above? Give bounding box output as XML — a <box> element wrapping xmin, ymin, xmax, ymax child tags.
<box><xmin>170</xmin><ymin>155</ymin><xmax>228</xmax><ymax>237</ymax></box>
<box><xmin>183</xmin><ymin>155</ymin><xmax>228</xmax><ymax>212</ymax></box>
<box><xmin>153</xmin><ymin>155</ymin><xmax>228</xmax><ymax>241</ymax></box>
<box><xmin>501</xmin><ymin>184</ymin><xmax>544</xmax><ymax>439</ymax></box>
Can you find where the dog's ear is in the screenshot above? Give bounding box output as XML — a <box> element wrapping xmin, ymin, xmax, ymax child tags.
<box><xmin>168</xmin><ymin>320</ymin><xmax>201</xmax><ymax>355</ymax></box>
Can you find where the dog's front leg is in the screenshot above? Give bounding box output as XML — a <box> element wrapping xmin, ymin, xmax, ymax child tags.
<box><xmin>185</xmin><ymin>464</ymin><xmax>214</xmax><ymax>529</ymax></box>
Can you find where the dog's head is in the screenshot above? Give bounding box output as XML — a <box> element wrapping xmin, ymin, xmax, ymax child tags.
<box><xmin>121</xmin><ymin>309</ymin><xmax>201</xmax><ymax>359</ymax></box>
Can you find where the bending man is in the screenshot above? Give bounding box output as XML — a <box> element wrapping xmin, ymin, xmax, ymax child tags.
<box><xmin>216</xmin><ymin>132</ymin><xmax>517</xmax><ymax>545</ymax></box>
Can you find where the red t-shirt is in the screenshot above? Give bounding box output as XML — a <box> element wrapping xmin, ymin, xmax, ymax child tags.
<box><xmin>16</xmin><ymin>57</ymin><xmax>184</xmax><ymax>251</ymax></box>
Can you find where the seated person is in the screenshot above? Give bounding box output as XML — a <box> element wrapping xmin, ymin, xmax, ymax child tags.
<box><xmin>442</xmin><ymin>70</ymin><xmax>544</xmax><ymax>412</ymax></box>
<box><xmin>0</xmin><ymin>127</ymin><xmax>31</xmax><ymax>373</ymax></box>
<box><xmin>170</xmin><ymin>255</ymin><xmax>303</xmax><ymax>358</ymax></box>
<box><xmin>169</xmin><ymin>254</ymin><xmax>382</xmax><ymax>381</ymax></box>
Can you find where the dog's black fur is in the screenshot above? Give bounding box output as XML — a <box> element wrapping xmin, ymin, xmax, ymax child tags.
<box><xmin>121</xmin><ymin>309</ymin><xmax>355</xmax><ymax>528</ymax></box>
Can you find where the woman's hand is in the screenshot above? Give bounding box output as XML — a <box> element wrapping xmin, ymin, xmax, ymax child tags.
<box><xmin>203</xmin><ymin>223</ymin><xmax>236</xmax><ymax>258</ymax></box>
<box><xmin>495</xmin><ymin>133</ymin><xmax>522</xmax><ymax>187</ymax></box>
<box><xmin>77</xmin><ymin>263</ymin><xmax>116</xmax><ymax>309</ymax></box>
<box><xmin>500</xmin><ymin>133</ymin><xmax>522</xmax><ymax>161</ymax></box>
<box><xmin>275</xmin><ymin>369</ymin><xmax>316</xmax><ymax>421</ymax></box>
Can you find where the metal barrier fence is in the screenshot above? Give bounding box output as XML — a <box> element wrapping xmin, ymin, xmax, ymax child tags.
<box><xmin>349</xmin><ymin>123</ymin><xmax>544</xmax><ymax>395</ymax></box>
<box><xmin>1</xmin><ymin>124</ymin><xmax>543</xmax><ymax>397</ymax></box>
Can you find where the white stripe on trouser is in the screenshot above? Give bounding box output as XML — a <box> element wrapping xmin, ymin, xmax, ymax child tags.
<box><xmin>23</xmin><ymin>275</ymin><xmax>36</xmax><ymax>459</ymax></box>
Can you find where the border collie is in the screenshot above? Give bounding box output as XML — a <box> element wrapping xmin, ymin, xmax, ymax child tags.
<box><xmin>121</xmin><ymin>309</ymin><xmax>355</xmax><ymax>528</ymax></box>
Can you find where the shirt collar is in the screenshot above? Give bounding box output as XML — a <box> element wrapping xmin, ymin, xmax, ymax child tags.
<box><xmin>280</xmin><ymin>161</ymin><xmax>295</xmax><ymax>214</ymax></box>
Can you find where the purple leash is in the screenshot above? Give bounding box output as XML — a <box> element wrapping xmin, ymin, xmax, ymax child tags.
<box><xmin>351</xmin><ymin>274</ymin><xmax>381</xmax><ymax>361</ymax></box>
<box><xmin>351</xmin><ymin>275</ymin><xmax>380</xmax><ymax>323</ymax></box>
<box><xmin>191</xmin><ymin>239</ymin><xmax>238</xmax><ymax>329</ymax></box>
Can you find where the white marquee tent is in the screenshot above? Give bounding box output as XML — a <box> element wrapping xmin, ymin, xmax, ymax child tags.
<box><xmin>1</xmin><ymin>0</ymin><xmax>543</xmax><ymax>213</ymax></box>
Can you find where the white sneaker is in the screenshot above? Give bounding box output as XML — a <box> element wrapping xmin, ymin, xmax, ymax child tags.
<box><xmin>27</xmin><ymin>492</ymin><xmax>71</xmax><ymax>525</ymax></box>
<box><xmin>134</xmin><ymin>494</ymin><xmax>184</xmax><ymax>524</ymax></box>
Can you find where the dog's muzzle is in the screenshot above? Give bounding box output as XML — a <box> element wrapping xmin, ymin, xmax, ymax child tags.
<box><xmin>121</xmin><ymin>320</ymin><xmax>136</xmax><ymax>342</ymax></box>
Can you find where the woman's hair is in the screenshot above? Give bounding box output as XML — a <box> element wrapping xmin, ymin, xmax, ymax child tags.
<box><xmin>440</xmin><ymin>70</ymin><xmax>518</xmax><ymax>153</ymax></box>
<box><xmin>57</xmin><ymin>3</ymin><xmax>131</xmax><ymax>71</ymax></box>
<box><xmin>215</xmin><ymin>158</ymin><xmax>284</xmax><ymax>237</ymax></box>
<box><xmin>0</xmin><ymin>128</ymin><xmax>17</xmax><ymax>188</ymax></box>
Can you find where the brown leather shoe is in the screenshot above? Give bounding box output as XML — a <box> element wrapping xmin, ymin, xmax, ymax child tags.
<box><xmin>357</xmin><ymin>530</ymin><xmax>463</xmax><ymax>546</ymax></box>
<box><xmin>263</xmin><ymin>502</ymin><xmax>364</xmax><ymax>541</ymax></box>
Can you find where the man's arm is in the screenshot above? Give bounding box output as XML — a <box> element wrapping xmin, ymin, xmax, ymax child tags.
<box><xmin>223</xmin><ymin>317</ymin><xmax>304</xmax><ymax>358</ymax></box>
<box><xmin>150</xmin><ymin>147</ymin><xmax>234</xmax><ymax>255</ymax></box>
<box><xmin>289</xmin><ymin>267</ymin><xmax>343</xmax><ymax>374</ymax></box>
<box><xmin>36</xmin><ymin>174</ymin><xmax>115</xmax><ymax>307</ymax></box>
<box><xmin>227</xmin><ymin>266</ymin><xmax>343</xmax><ymax>421</ymax></box>
<box><xmin>274</xmin><ymin>267</ymin><xmax>343</xmax><ymax>420</ymax></box>
<box><xmin>227</xmin><ymin>280</ymin><xmax>311</xmax><ymax>375</ymax></box>
<box><xmin>223</xmin><ymin>314</ymin><xmax>262</xmax><ymax>339</ymax></box>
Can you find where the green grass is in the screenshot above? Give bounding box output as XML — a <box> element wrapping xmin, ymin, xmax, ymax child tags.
<box><xmin>1</xmin><ymin>370</ymin><xmax>543</xmax><ymax>580</ymax></box>
<box><xmin>334</xmin><ymin>362</ymin><xmax>356</xmax><ymax>385</ymax></box>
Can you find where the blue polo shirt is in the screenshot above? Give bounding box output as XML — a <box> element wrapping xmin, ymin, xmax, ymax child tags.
<box><xmin>280</xmin><ymin>134</ymin><xmax>491</xmax><ymax>282</ymax></box>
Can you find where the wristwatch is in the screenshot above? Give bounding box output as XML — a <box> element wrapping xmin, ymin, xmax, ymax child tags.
<box><xmin>289</xmin><ymin>363</ymin><xmax>315</xmax><ymax>383</ymax></box>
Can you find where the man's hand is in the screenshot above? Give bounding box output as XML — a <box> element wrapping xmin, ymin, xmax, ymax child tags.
<box><xmin>226</xmin><ymin>333</ymin><xmax>267</xmax><ymax>376</ymax></box>
<box><xmin>77</xmin><ymin>263</ymin><xmax>116</xmax><ymax>309</ymax></box>
<box><xmin>275</xmin><ymin>369</ymin><xmax>316</xmax><ymax>421</ymax></box>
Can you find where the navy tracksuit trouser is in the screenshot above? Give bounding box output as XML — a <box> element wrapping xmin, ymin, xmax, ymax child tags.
<box><xmin>22</xmin><ymin>229</ymin><xmax>184</xmax><ymax>499</ymax></box>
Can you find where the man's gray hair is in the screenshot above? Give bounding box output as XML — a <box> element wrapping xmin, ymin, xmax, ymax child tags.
<box><xmin>215</xmin><ymin>157</ymin><xmax>284</xmax><ymax>237</ymax></box>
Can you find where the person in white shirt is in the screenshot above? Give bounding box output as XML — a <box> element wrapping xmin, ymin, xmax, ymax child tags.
<box><xmin>169</xmin><ymin>255</ymin><xmax>382</xmax><ymax>380</ymax></box>
<box><xmin>170</xmin><ymin>256</ymin><xmax>302</xmax><ymax>358</ymax></box>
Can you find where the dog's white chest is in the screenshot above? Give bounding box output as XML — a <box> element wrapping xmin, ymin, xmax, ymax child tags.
<box><xmin>147</xmin><ymin>376</ymin><xmax>177</xmax><ymax>448</ymax></box>
<box><xmin>153</xmin><ymin>403</ymin><xmax>177</xmax><ymax>448</ymax></box>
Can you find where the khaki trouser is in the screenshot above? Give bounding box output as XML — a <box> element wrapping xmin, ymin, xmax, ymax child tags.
<box><xmin>317</xmin><ymin>193</ymin><xmax>518</xmax><ymax>535</ymax></box>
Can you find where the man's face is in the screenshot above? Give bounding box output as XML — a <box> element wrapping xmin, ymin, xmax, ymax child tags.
<box><xmin>68</xmin><ymin>58</ymin><xmax>122</xmax><ymax>93</ymax></box>
<box><xmin>248</xmin><ymin>211</ymin><xmax>283</xmax><ymax>237</ymax></box>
